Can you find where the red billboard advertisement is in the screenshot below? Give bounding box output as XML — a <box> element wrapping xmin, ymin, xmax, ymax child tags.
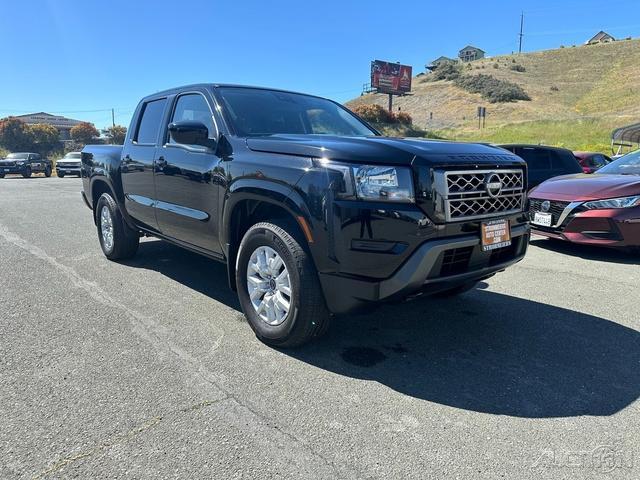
<box><xmin>370</xmin><ymin>60</ymin><xmax>412</xmax><ymax>94</ymax></box>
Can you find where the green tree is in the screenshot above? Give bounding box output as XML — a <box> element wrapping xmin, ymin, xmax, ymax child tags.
<box><xmin>70</xmin><ymin>122</ymin><xmax>100</xmax><ymax>146</ymax></box>
<box><xmin>103</xmin><ymin>125</ymin><xmax>127</xmax><ymax>144</ymax></box>
<box><xmin>0</xmin><ymin>117</ymin><xmax>34</xmax><ymax>151</ymax></box>
<box><xmin>29</xmin><ymin>123</ymin><xmax>60</xmax><ymax>155</ymax></box>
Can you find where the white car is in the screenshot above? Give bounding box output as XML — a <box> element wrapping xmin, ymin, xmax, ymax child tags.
<box><xmin>56</xmin><ymin>152</ymin><xmax>82</xmax><ymax>177</ymax></box>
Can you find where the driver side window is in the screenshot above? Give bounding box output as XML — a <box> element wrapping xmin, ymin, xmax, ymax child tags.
<box><xmin>169</xmin><ymin>94</ymin><xmax>215</xmax><ymax>145</ymax></box>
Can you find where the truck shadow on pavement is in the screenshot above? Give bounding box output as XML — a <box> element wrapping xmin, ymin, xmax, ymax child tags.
<box><xmin>129</xmin><ymin>239</ymin><xmax>640</xmax><ymax>419</ymax></box>
<box><xmin>530</xmin><ymin>237</ymin><xmax>640</xmax><ymax>265</ymax></box>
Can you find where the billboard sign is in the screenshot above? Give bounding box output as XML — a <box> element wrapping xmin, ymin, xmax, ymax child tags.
<box><xmin>370</xmin><ymin>60</ymin><xmax>412</xmax><ymax>94</ymax></box>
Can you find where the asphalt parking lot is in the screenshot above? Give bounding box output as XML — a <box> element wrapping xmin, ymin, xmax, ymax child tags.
<box><xmin>1</xmin><ymin>177</ymin><xmax>639</xmax><ymax>479</ymax></box>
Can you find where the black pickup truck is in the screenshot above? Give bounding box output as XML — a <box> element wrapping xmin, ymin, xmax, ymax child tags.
<box><xmin>81</xmin><ymin>84</ymin><xmax>530</xmax><ymax>347</ymax></box>
<box><xmin>0</xmin><ymin>152</ymin><xmax>52</xmax><ymax>178</ymax></box>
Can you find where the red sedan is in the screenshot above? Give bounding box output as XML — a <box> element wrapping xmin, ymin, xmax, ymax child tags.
<box><xmin>529</xmin><ymin>150</ymin><xmax>640</xmax><ymax>248</ymax></box>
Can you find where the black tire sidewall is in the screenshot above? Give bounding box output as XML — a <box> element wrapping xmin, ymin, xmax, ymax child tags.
<box><xmin>236</xmin><ymin>226</ymin><xmax>303</xmax><ymax>344</ymax></box>
<box><xmin>96</xmin><ymin>194</ymin><xmax>121</xmax><ymax>258</ymax></box>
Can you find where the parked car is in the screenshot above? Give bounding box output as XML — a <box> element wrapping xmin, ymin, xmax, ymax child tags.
<box><xmin>56</xmin><ymin>151</ymin><xmax>82</xmax><ymax>177</ymax></box>
<box><xmin>573</xmin><ymin>151</ymin><xmax>612</xmax><ymax>174</ymax></box>
<box><xmin>0</xmin><ymin>152</ymin><xmax>52</xmax><ymax>178</ymax></box>
<box><xmin>529</xmin><ymin>149</ymin><xmax>640</xmax><ymax>248</ymax></box>
<box><xmin>81</xmin><ymin>84</ymin><xmax>530</xmax><ymax>347</ymax></box>
<box><xmin>498</xmin><ymin>144</ymin><xmax>582</xmax><ymax>189</ymax></box>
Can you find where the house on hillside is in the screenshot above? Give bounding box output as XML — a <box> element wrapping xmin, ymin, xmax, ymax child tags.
<box><xmin>458</xmin><ymin>45</ymin><xmax>485</xmax><ymax>62</ymax></box>
<box><xmin>426</xmin><ymin>56</ymin><xmax>456</xmax><ymax>71</ymax></box>
<box><xmin>586</xmin><ymin>31</ymin><xmax>616</xmax><ymax>45</ymax></box>
<box><xmin>12</xmin><ymin>112</ymin><xmax>85</xmax><ymax>141</ymax></box>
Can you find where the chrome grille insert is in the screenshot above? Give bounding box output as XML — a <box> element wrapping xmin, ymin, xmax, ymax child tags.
<box><xmin>436</xmin><ymin>169</ymin><xmax>525</xmax><ymax>221</ymax></box>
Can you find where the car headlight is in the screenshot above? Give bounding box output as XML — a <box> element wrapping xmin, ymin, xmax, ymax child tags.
<box><xmin>321</xmin><ymin>161</ymin><xmax>414</xmax><ymax>203</ymax></box>
<box><xmin>16</xmin><ymin>160</ymin><xmax>25</xmax><ymax>165</ymax></box>
<box><xmin>583</xmin><ymin>195</ymin><xmax>640</xmax><ymax>209</ymax></box>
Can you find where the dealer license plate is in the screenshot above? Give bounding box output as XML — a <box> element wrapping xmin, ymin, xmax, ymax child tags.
<box><xmin>532</xmin><ymin>212</ymin><xmax>552</xmax><ymax>227</ymax></box>
<box><xmin>481</xmin><ymin>219</ymin><xmax>512</xmax><ymax>251</ymax></box>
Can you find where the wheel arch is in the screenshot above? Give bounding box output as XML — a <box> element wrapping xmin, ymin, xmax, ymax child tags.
<box><xmin>223</xmin><ymin>180</ymin><xmax>315</xmax><ymax>291</ymax></box>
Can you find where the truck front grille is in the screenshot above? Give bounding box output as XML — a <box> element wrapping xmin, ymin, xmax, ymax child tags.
<box><xmin>439</xmin><ymin>169</ymin><xmax>525</xmax><ymax>221</ymax></box>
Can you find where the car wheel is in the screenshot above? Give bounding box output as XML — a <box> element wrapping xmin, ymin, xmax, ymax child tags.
<box><xmin>433</xmin><ymin>281</ymin><xmax>478</xmax><ymax>298</ymax></box>
<box><xmin>44</xmin><ymin>166</ymin><xmax>52</xmax><ymax>177</ymax></box>
<box><xmin>95</xmin><ymin>193</ymin><xmax>139</xmax><ymax>260</ymax></box>
<box><xmin>22</xmin><ymin>167</ymin><xmax>32</xmax><ymax>178</ymax></box>
<box><xmin>236</xmin><ymin>221</ymin><xmax>330</xmax><ymax>348</ymax></box>
<box><xmin>0</xmin><ymin>173</ymin><xmax>4</xmax><ymax>179</ymax></box>
<box><xmin>58</xmin><ymin>172</ymin><xmax>65</xmax><ymax>178</ymax></box>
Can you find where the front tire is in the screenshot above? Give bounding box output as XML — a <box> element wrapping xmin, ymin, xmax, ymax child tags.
<box><xmin>236</xmin><ymin>221</ymin><xmax>330</xmax><ymax>348</ymax></box>
<box><xmin>95</xmin><ymin>193</ymin><xmax>139</xmax><ymax>260</ymax></box>
<box><xmin>58</xmin><ymin>172</ymin><xmax>65</xmax><ymax>178</ymax></box>
<box><xmin>22</xmin><ymin>167</ymin><xmax>32</xmax><ymax>178</ymax></box>
<box><xmin>44</xmin><ymin>166</ymin><xmax>52</xmax><ymax>177</ymax></box>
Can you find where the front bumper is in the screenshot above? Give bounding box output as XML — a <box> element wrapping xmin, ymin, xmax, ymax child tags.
<box><xmin>56</xmin><ymin>166</ymin><xmax>81</xmax><ymax>175</ymax></box>
<box><xmin>530</xmin><ymin>201</ymin><xmax>640</xmax><ymax>247</ymax></box>
<box><xmin>319</xmin><ymin>224</ymin><xmax>529</xmax><ymax>314</ymax></box>
<box><xmin>0</xmin><ymin>165</ymin><xmax>27</xmax><ymax>174</ymax></box>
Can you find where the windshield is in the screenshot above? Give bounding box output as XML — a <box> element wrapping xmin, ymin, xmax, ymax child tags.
<box><xmin>597</xmin><ymin>149</ymin><xmax>640</xmax><ymax>175</ymax></box>
<box><xmin>217</xmin><ymin>87</ymin><xmax>376</xmax><ymax>137</ymax></box>
<box><xmin>7</xmin><ymin>153</ymin><xmax>29</xmax><ymax>159</ymax></box>
<box><xmin>63</xmin><ymin>152</ymin><xmax>82</xmax><ymax>159</ymax></box>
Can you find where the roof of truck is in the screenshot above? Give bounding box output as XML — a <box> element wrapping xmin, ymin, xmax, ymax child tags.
<box><xmin>144</xmin><ymin>83</ymin><xmax>326</xmax><ymax>100</ymax></box>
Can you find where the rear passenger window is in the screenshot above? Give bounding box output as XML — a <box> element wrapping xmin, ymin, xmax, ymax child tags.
<box><xmin>135</xmin><ymin>99</ymin><xmax>167</xmax><ymax>144</ymax></box>
<box><xmin>518</xmin><ymin>148</ymin><xmax>551</xmax><ymax>170</ymax></box>
<box><xmin>551</xmin><ymin>152</ymin><xmax>582</xmax><ymax>172</ymax></box>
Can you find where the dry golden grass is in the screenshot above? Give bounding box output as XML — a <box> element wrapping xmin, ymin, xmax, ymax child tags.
<box><xmin>347</xmin><ymin>39</ymin><xmax>640</xmax><ymax>150</ymax></box>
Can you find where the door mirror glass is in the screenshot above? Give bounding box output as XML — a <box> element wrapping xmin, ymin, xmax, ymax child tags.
<box><xmin>168</xmin><ymin>121</ymin><xmax>215</xmax><ymax>149</ymax></box>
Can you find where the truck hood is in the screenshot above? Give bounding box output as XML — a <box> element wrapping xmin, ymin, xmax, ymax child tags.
<box><xmin>245</xmin><ymin>134</ymin><xmax>520</xmax><ymax>166</ymax></box>
<box><xmin>530</xmin><ymin>173</ymin><xmax>640</xmax><ymax>201</ymax></box>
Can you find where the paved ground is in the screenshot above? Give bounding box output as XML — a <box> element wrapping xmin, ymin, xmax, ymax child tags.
<box><xmin>1</xmin><ymin>177</ymin><xmax>639</xmax><ymax>479</ymax></box>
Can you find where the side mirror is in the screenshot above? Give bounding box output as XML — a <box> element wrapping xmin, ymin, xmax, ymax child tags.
<box><xmin>168</xmin><ymin>121</ymin><xmax>216</xmax><ymax>149</ymax></box>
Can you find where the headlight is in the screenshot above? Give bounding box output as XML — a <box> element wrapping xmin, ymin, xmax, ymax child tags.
<box><xmin>583</xmin><ymin>195</ymin><xmax>640</xmax><ymax>209</ymax></box>
<box><xmin>322</xmin><ymin>161</ymin><xmax>414</xmax><ymax>203</ymax></box>
<box><xmin>16</xmin><ymin>160</ymin><xmax>25</xmax><ymax>165</ymax></box>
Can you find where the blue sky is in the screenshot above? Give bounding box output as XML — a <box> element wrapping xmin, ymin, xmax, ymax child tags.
<box><xmin>1</xmin><ymin>0</ymin><xmax>639</xmax><ymax>129</ymax></box>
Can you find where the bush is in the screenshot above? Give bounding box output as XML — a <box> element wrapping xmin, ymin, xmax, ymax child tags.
<box><xmin>510</xmin><ymin>64</ymin><xmax>526</xmax><ymax>72</ymax></box>
<box><xmin>349</xmin><ymin>104</ymin><xmax>413</xmax><ymax>126</ymax></box>
<box><xmin>350</xmin><ymin>104</ymin><xmax>395</xmax><ymax>124</ymax></box>
<box><xmin>454</xmin><ymin>74</ymin><xmax>531</xmax><ymax>103</ymax></box>
<box><xmin>0</xmin><ymin>117</ymin><xmax>34</xmax><ymax>151</ymax></box>
<box><xmin>550</xmin><ymin>85</ymin><xmax>559</xmax><ymax>92</ymax></box>
<box><xmin>70</xmin><ymin>122</ymin><xmax>100</xmax><ymax>146</ymax></box>
<box><xmin>429</xmin><ymin>62</ymin><xmax>462</xmax><ymax>81</ymax></box>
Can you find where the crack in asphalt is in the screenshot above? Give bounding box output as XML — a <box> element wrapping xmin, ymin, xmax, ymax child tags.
<box><xmin>0</xmin><ymin>224</ymin><xmax>354</xmax><ymax>480</ymax></box>
<box><xmin>32</xmin><ymin>399</ymin><xmax>223</xmax><ymax>480</ymax></box>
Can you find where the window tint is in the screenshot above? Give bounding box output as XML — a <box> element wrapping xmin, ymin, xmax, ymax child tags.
<box><xmin>517</xmin><ymin>148</ymin><xmax>551</xmax><ymax>171</ymax></box>
<box><xmin>217</xmin><ymin>87</ymin><xmax>375</xmax><ymax>137</ymax></box>
<box><xmin>136</xmin><ymin>99</ymin><xmax>167</xmax><ymax>144</ymax></box>
<box><xmin>170</xmin><ymin>94</ymin><xmax>215</xmax><ymax>143</ymax></box>
<box><xmin>589</xmin><ymin>154</ymin><xmax>608</xmax><ymax>168</ymax></box>
<box><xmin>551</xmin><ymin>151</ymin><xmax>582</xmax><ymax>172</ymax></box>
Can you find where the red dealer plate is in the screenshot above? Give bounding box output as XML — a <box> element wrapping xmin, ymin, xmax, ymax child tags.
<box><xmin>481</xmin><ymin>219</ymin><xmax>511</xmax><ymax>252</ymax></box>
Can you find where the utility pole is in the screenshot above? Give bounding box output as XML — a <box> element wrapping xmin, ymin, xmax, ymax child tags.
<box><xmin>111</xmin><ymin>108</ymin><xmax>115</xmax><ymax>128</ymax></box>
<box><xmin>518</xmin><ymin>12</ymin><xmax>524</xmax><ymax>54</ymax></box>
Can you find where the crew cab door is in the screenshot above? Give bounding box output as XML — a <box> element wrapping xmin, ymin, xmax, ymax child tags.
<box><xmin>121</xmin><ymin>97</ymin><xmax>167</xmax><ymax>232</ymax></box>
<box><xmin>153</xmin><ymin>92</ymin><xmax>224</xmax><ymax>254</ymax></box>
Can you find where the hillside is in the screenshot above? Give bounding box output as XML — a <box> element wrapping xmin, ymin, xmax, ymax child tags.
<box><xmin>347</xmin><ymin>39</ymin><xmax>640</xmax><ymax>152</ymax></box>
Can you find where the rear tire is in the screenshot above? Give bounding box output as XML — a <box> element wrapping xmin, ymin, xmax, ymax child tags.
<box><xmin>236</xmin><ymin>221</ymin><xmax>330</xmax><ymax>348</ymax></box>
<box><xmin>44</xmin><ymin>166</ymin><xmax>52</xmax><ymax>177</ymax></box>
<box><xmin>95</xmin><ymin>193</ymin><xmax>139</xmax><ymax>260</ymax></box>
<box><xmin>22</xmin><ymin>167</ymin><xmax>31</xmax><ymax>178</ymax></box>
